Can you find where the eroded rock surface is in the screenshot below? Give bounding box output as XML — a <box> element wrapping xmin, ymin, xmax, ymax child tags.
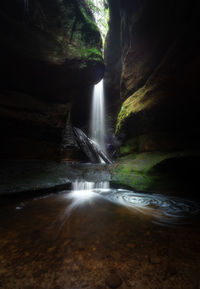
<box><xmin>0</xmin><ymin>0</ymin><xmax>104</xmax><ymax>160</ymax></box>
<box><xmin>105</xmin><ymin>0</ymin><xmax>200</xmax><ymax>192</ymax></box>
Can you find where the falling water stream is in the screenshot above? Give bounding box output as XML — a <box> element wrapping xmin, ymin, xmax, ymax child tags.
<box><xmin>82</xmin><ymin>78</ymin><xmax>200</xmax><ymax>225</ymax></box>
<box><xmin>90</xmin><ymin>80</ymin><xmax>106</xmax><ymax>152</ymax></box>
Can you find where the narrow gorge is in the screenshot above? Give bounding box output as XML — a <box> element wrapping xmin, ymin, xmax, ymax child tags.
<box><xmin>0</xmin><ymin>1</ymin><xmax>200</xmax><ymax>288</ymax></box>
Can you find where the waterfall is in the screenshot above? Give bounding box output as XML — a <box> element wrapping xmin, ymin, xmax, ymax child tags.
<box><xmin>72</xmin><ymin>180</ymin><xmax>110</xmax><ymax>190</ymax></box>
<box><xmin>90</xmin><ymin>79</ymin><xmax>106</xmax><ymax>152</ymax></box>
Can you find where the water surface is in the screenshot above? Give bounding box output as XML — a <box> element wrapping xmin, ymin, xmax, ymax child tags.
<box><xmin>0</xmin><ymin>184</ymin><xmax>200</xmax><ymax>289</ymax></box>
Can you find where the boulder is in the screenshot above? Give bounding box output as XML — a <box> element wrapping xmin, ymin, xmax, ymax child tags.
<box><xmin>0</xmin><ymin>0</ymin><xmax>104</xmax><ymax>101</ymax></box>
<box><xmin>0</xmin><ymin>0</ymin><xmax>104</xmax><ymax>160</ymax></box>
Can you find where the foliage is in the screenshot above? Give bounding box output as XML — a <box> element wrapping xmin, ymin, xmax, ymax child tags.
<box><xmin>63</xmin><ymin>2</ymin><xmax>103</xmax><ymax>64</ymax></box>
<box><xmin>85</xmin><ymin>0</ymin><xmax>109</xmax><ymax>44</ymax></box>
<box><xmin>80</xmin><ymin>6</ymin><xmax>100</xmax><ymax>34</ymax></box>
<box><xmin>80</xmin><ymin>47</ymin><xmax>103</xmax><ymax>61</ymax></box>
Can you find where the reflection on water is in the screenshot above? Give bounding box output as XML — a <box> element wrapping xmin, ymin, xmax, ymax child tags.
<box><xmin>0</xmin><ymin>180</ymin><xmax>200</xmax><ymax>289</ymax></box>
<box><xmin>103</xmin><ymin>190</ymin><xmax>200</xmax><ymax>226</ymax></box>
<box><xmin>65</xmin><ymin>180</ymin><xmax>110</xmax><ymax>216</ymax></box>
<box><xmin>62</xmin><ymin>180</ymin><xmax>200</xmax><ymax>226</ymax></box>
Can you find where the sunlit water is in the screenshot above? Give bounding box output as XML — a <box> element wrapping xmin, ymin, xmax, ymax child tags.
<box><xmin>90</xmin><ymin>80</ymin><xmax>106</xmax><ymax>152</ymax></box>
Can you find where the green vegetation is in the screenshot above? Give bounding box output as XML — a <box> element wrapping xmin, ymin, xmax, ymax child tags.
<box><xmin>80</xmin><ymin>6</ymin><xmax>100</xmax><ymax>35</ymax></box>
<box><xmin>85</xmin><ymin>0</ymin><xmax>109</xmax><ymax>44</ymax></box>
<box><xmin>111</xmin><ymin>151</ymin><xmax>200</xmax><ymax>192</ymax></box>
<box><xmin>116</xmin><ymin>84</ymin><xmax>157</xmax><ymax>134</ymax></box>
<box><xmin>79</xmin><ymin>47</ymin><xmax>103</xmax><ymax>63</ymax></box>
<box><xmin>66</xmin><ymin>43</ymin><xmax>103</xmax><ymax>64</ymax></box>
<box><xmin>61</xmin><ymin>2</ymin><xmax>103</xmax><ymax>64</ymax></box>
<box><xmin>119</xmin><ymin>138</ymin><xmax>140</xmax><ymax>155</ymax></box>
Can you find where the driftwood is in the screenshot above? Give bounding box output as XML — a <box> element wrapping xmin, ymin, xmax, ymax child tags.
<box><xmin>73</xmin><ymin>127</ymin><xmax>112</xmax><ymax>164</ymax></box>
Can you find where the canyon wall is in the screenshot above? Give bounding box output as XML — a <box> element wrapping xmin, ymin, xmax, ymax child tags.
<box><xmin>106</xmin><ymin>0</ymin><xmax>200</xmax><ymax>192</ymax></box>
<box><xmin>0</xmin><ymin>0</ymin><xmax>104</xmax><ymax>160</ymax></box>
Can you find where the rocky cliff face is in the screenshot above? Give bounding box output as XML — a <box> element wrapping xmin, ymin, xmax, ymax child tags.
<box><xmin>104</xmin><ymin>0</ymin><xmax>121</xmax><ymax>115</ymax></box>
<box><xmin>116</xmin><ymin>0</ymin><xmax>200</xmax><ymax>148</ymax></box>
<box><xmin>0</xmin><ymin>0</ymin><xmax>104</xmax><ymax>160</ymax></box>
<box><xmin>106</xmin><ymin>0</ymin><xmax>200</xmax><ymax>192</ymax></box>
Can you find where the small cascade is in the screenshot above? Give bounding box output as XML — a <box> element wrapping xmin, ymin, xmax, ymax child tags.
<box><xmin>72</xmin><ymin>180</ymin><xmax>110</xmax><ymax>191</ymax></box>
<box><xmin>90</xmin><ymin>80</ymin><xmax>106</xmax><ymax>152</ymax></box>
<box><xmin>72</xmin><ymin>180</ymin><xmax>95</xmax><ymax>191</ymax></box>
<box><xmin>65</xmin><ymin>180</ymin><xmax>110</xmax><ymax>215</ymax></box>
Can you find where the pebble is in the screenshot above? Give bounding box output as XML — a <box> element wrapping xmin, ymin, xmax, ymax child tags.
<box><xmin>105</xmin><ymin>272</ymin><xmax>122</xmax><ymax>289</ymax></box>
<box><xmin>149</xmin><ymin>255</ymin><xmax>161</xmax><ymax>264</ymax></box>
<box><xmin>48</xmin><ymin>246</ymin><xmax>56</xmax><ymax>253</ymax></box>
<box><xmin>127</xmin><ymin>243</ymin><xmax>135</xmax><ymax>249</ymax></box>
<box><xmin>64</xmin><ymin>240</ymin><xmax>71</xmax><ymax>246</ymax></box>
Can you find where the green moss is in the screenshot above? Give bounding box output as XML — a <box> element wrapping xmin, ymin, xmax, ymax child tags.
<box><xmin>0</xmin><ymin>0</ymin><xmax>104</xmax><ymax>69</ymax></box>
<box><xmin>112</xmin><ymin>171</ymin><xmax>164</xmax><ymax>192</ymax></box>
<box><xmin>120</xmin><ymin>146</ymin><xmax>131</xmax><ymax>155</ymax></box>
<box><xmin>116</xmin><ymin>83</ymin><xmax>157</xmax><ymax>134</ymax></box>
<box><xmin>45</xmin><ymin>2</ymin><xmax>103</xmax><ymax>64</ymax></box>
<box><xmin>119</xmin><ymin>137</ymin><xmax>140</xmax><ymax>155</ymax></box>
<box><xmin>64</xmin><ymin>5</ymin><xmax>103</xmax><ymax>63</ymax></box>
<box><xmin>111</xmin><ymin>150</ymin><xmax>200</xmax><ymax>192</ymax></box>
<box><xmin>80</xmin><ymin>7</ymin><xmax>99</xmax><ymax>34</ymax></box>
<box><xmin>79</xmin><ymin>47</ymin><xmax>103</xmax><ymax>61</ymax></box>
<box><xmin>66</xmin><ymin>45</ymin><xmax>103</xmax><ymax>64</ymax></box>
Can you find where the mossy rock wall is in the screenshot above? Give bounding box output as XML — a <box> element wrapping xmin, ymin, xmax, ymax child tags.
<box><xmin>0</xmin><ymin>0</ymin><xmax>104</xmax><ymax>101</ymax></box>
<box><xmin>105</xmin><ymin>0</ymin><xmax>200</xmax><ymax>193</ymax></box>
<box><xmin>105</xmin><ymin>0</ymin><xmax>200</xmax><ymax>152</ymax></box>
<box><xmin>0</xmin><ymin>0</ymin><xmax>104</xmax><ymax>160</ymax></box>
<box><xmin>111</xmin><ymin>151</ymin><xmax>200</xmax><ymax>194</ymax></box>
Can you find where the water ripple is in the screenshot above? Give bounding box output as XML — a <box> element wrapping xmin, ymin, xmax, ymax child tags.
<box><xmin>102</xmin><ymin>190</ymin><xmax>200</xmax><ymax>226</ymax></box>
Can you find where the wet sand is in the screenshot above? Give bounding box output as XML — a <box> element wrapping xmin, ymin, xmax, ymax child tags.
<box><xmin>0</xmin><ymin>190</ymin><xmax>200</xmax><ymax>289</ymax></box>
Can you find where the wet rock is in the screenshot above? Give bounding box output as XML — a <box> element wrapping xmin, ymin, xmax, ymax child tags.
<box><xmin>105</xmin><ymin>271</ymin><xmax>122</xmax><ymax>289</ymax></box>
<box><xmin>111</xmin><ymin>151</ymin><xmax>200</xmax><ymax>193</ymax></box>
<box><xmin>0</xmin><ymin>0</ymin><xmax>103</xmax><ymax>100</ymax></box>
<box><xmin>115</xmin><ymin>1</ymin><xmax>200</xmax><ymax>143</ymax></box>
<box><xmin>73</xmin><ymin>127</ymin><xmax>113</xmax><ymax>164</ymax></box>
<box><xmin>108</xmin><ymin>0</ymin><xmax>200</xmax><ymax>194</ymax></box>
<box><xmin>0</xmin><ymin>0</ymin><xmax>104</xmax><ymax>162</ymax></box>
